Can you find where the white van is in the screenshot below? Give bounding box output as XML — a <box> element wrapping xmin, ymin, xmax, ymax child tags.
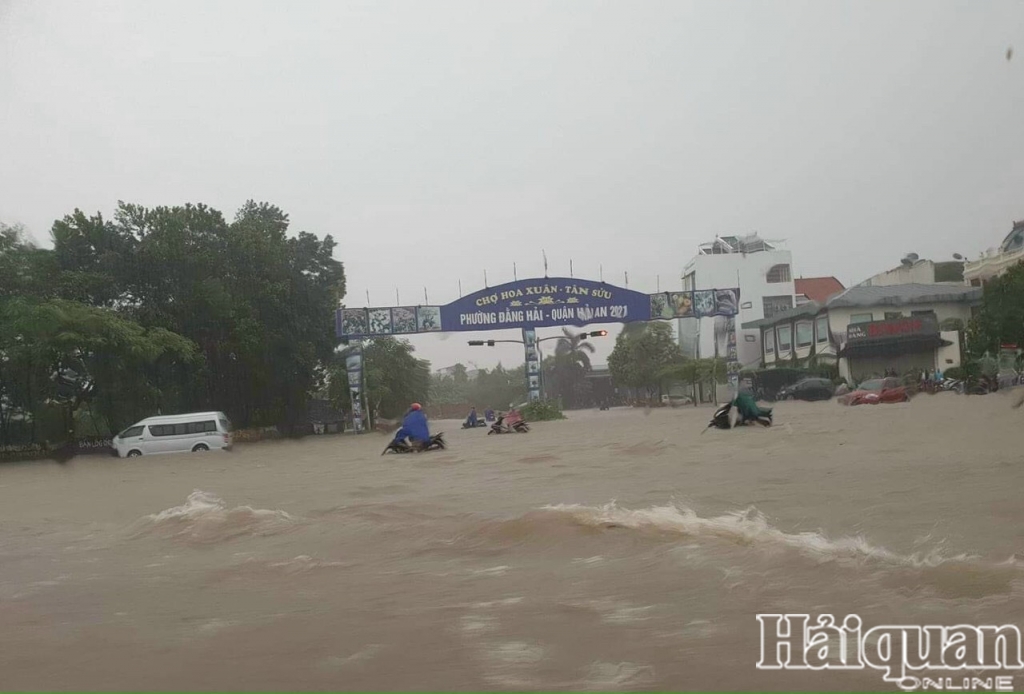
<box><xmin>113</xmin><ymin>412</ymin><xmax>233</xmax><ymax>458</ymax></box>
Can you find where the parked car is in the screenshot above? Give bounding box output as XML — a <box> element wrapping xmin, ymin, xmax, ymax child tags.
<box><xmin>837</xmin><ymin>377</ymin><xmax>909</xmax><ymax>406</ymax></box>
<box><xmin>778</xmin><ymin>377</ymin><xmax>835</xmax><ymax>402</ymax></box>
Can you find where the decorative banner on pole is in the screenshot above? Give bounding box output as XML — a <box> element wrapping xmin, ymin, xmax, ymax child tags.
<box><xmin>522</xmin><ymin>328</ymin><xmax>541</xmax><ymax>402</ymax></box>
<box><xmin>345</xmin><ymin>344</ymin><xmax>366</xmax><ymax>434</ymax></box>
<box><xmin>336</xmin><ymin>277</ymin><xmax>740</xmax><ymax>339</ymax></box>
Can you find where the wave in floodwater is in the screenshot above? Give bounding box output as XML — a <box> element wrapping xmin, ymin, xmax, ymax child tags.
<box><xmin>535</xmin><ymin>502</ymin><xmax>1022</xmax><ymax>571</ymax></box>
<box><xmin>131</xmin><ymin>490</ymin><xmax>297</xmax><ymax>545</ymax></box>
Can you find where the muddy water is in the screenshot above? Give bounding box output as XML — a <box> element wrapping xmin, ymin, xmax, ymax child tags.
<box><xmin>1</xmin><ymin>394</ymin><xmax>1022</xmax><ymax>691</ymax></box>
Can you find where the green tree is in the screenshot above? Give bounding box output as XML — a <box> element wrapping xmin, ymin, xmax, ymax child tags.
<box><xmin>50</xmin><ymin>200</ymin><xmax>346</xmax><ymax>428</ymax></box>
<box><xmin>467</xmin><ymin>364</ymin><xmax>527</xmax><ymax>410</ymax></box>
<box><xmin>0</xmin><ymin>297</ymin><xmax>197</xmax><ymax>445</ymax></box>
<box><xmin>549</xmin><ymin>327</ymin><xmax>596</xmax><ymax>408</ymax></box>
<box><xmin>607</xmin><ymin>322</ymin><xmax>682</xmax><ymax>402</ymax></box>
<box><xmin>335</xmin><ymin>337</ymin><xmax>430</xmax><ymax>421</ymax></box>
<box><xmin>967</xmin><ymin>264</ymin><xmax>1024</xmax><ymax>357</ymax></box>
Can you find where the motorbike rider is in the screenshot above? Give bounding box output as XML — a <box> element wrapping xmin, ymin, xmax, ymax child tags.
<box><xmin>465</xmin><ymin>407</ymin><xmax>478</xmax><ymax>428</ymax></box>
<box><xmin>733</xmin><ymin>389</ymin><xmax>772</xmax><ymax>426</ymax></box>
<box><xmin>392</xmin><ymin>403</ymin><xmax>431</xmax><ymax>449</ymax></box>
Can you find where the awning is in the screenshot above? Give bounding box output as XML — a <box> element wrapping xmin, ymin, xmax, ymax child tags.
<box><xmin>839</xmin><ymin>334</ymin><xmax>951</xmax><ymax>358</ymax></box>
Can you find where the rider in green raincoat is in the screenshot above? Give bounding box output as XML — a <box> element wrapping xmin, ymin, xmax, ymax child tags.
<box><xmin>733</xmin><ymin>390</ymin><xmax>772</xmax><ymax>425</ymax></box>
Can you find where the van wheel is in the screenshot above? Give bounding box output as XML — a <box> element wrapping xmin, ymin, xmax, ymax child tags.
<box><xmin>192</xmin><ymin>443</ymin><xmax>210</xmax><ymax>453</ymax></box>
<box><xmin>127</xmin><ymin>450</ymin><xmax>142</xmax><ymax>458</ymax></box>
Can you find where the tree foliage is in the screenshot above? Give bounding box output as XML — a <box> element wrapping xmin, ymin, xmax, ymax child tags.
<box><xmin>546</xmin><ymin>327</ymin><xmax>596</xmax><ymax>408</ymax></box>
<box><xmin>607</xmin><ymin>322</ymin><xmax>682</xmax><ymax>399</ymax></box>
<box><xmin>967</xmin><ymin>264</ymin><xmax>1024</xmax><ymax>357</ymax></box>
<box><xmin>1</xmin><ymin>200</ymin><xmax>346</xmax><ymax>445</ymax></box>
<box><xmin>428</xmin><ymin>363</ymin><xmax>527</xmax><ymax>410</ymax></box>
<box><xmin>335</xmin><ymin>337</ymin><xmax>430</xmax><ymax>420</ymax></box>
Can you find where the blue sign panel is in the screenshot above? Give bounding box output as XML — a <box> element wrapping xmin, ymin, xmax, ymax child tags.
<box><xmin>335</xmin><ymin>277</ymin><xmax>739</xmax><ymax>338</ymax></box>
<box><xmin>441</xmin><ymin>278</ymin><xmax>651</xmax><ymax>333</ymax></box>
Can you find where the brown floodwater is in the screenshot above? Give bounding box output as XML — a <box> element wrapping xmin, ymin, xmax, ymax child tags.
<box><xmin>1</xmin><ymin>394</ymin><xmax>1022</xmax><ymax>691</ymax></box>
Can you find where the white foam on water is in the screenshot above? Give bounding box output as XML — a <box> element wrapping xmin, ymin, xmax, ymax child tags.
<box><xmin>267</xmin><ymin>555</ymin><xmax>346</xmax><ymax>574</ymax></box>
<box><xmin>134</xmin><ymin>490</ymin><xmax>295</xmax><ymax>544</ymax></box>
<box><xmin>565</xmin><ymin>597</ymin><xmax>655</xmax><ymax>625</ymax></box>
<box><xmin>471</xmin><ymin>565</ymin><xmax>511</xmax><ymax>577</ymax></box>
<box><xmin>579</xmin><ymin>661</ymin><xmax>657</xmax><ymax>690</ymax></box>
<box><xmin>542</xmin><ymin>502</ymin><xmax>991</xmax><ymax>569</ymax></box>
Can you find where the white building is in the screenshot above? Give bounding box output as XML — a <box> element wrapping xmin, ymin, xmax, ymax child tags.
<box><xmin>678</xmin><ymin>233</ymin><xmax>796</xmax><ymax>368</ymax></box>
<box><xmin>963</xmin><ymin>219</ymin><xmax>1024</xmax><ymax>286</ymax></box>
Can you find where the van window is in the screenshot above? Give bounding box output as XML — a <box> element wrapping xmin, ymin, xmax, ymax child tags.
<box><xmin>148</xmin><ymin>425</ymin><xmax>169</xmax><ymax>437</ymax></box>
<box><xmin>187</xmin><ymin>421</ymin><xmax>216</xmax><ymax>434</ymax></box>
<box><xmin>173</xmin><ymin>423</ymin><xmax>187</xmax><ymax>435</ymax></box>
<box><xmin>119</xmin><ymin>426</ymin><xmax>144</xmax><ymax>439</ymax></box>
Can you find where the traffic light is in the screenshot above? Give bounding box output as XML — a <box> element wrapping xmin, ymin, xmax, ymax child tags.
<box><xmin>589</xmin><ymin>330</ymin><xmax>608</xmax><ymax>338</ymax></box>
<box><xmin>468</xmin><ymin>340</ymin><xmax>496</xmax><ymax>346</ymax></box>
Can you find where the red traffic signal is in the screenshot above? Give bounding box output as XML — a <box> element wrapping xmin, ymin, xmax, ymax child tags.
<box><xmin>586</xmin><ymin>330</ymin><xmax>608</xmax><ymax>338</ymax></box>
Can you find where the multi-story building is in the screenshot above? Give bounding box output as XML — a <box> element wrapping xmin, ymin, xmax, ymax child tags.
<box><xmin>963</xmin><ymin>219</ymin><xmax>1024</xmax><ymax>286</ymax></box>
<box><xmin>678</xmin><ymin>233</ymin><xmax>796</xmax><ymax>369</ymax></box>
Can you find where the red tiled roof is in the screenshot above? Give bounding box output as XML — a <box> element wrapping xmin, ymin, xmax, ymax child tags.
<box><xmin>795</xmin><ymin>276</ymin><xmax>845</xmax><ymax>303</ymax></box>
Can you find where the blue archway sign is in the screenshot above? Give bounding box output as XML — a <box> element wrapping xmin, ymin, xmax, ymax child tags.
<box><xmin>336</xmin><ymin>277</ymin><xmax>740</xmax><ymax>339</ymax></box>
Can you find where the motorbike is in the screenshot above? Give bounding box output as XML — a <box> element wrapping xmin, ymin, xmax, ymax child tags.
<box><xmin>487</xmin><ymin>411</ymin><xmax>530</xmax><ymax>434</ymax></box>
<box><xmin>381</xmin><ymin>432</ymin><xmax>447</xmax><ymax>455</ymax></box>
<box><xmin>706</xmin><ymin>402</ymin><xmax>772</xmax><ymax>431</ymax></box>
<box><xmin>462</xmin><ymin>420</ymin><xmax>488</xmax><ymax>429</ymax></box>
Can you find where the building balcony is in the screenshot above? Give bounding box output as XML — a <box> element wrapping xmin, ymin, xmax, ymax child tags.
<box><xmin>963</xmin><ymin>247</ymin><xmax>1024</xmax><ymax>285</ymax></box>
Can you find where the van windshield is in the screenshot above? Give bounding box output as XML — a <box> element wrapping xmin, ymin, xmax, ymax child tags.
<box><xmin>219</xmin><ymin>417</ymin><xmax>232</xmax><ymax>432</ymax></box>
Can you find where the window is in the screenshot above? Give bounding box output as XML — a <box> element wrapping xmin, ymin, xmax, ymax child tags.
<box><xmin>815</xmin><ymin>315</ymin><xmax>829</xmax><ymax>343</ymax></box>
<box><xmin>740</xmin><ymin>301</ymin><xmax>753</xmax><ymax>309</ymax></box>
<box><xmin>744</xmin><ymin>334</ymin><xmax>756</xmax><ymax>342</ymax></box>
<box><xmin>149</xmin><ymin>422</ymin><xmax>215</xmax><ymax>436</ymax></box>
<box><xmin>970</xmin><ymin>279</ymin><xmax>981</xmax><ymax>287</ymax></box>
<box><xmin>119</xmin><ymin>426</ymin><xmax>144</xmax><ymax>439</ymax></box>
<box><xmin>884</xmin><ymin>312</ymin><xmax>903</xmax><ymax>320</ymax></box>
<box><xmin>796</xmin><ymin>322</ymin><xmax>813</xmax><ymax>348</ymax></box>
<box><xmin>682</xmin><ymin>272</ymin><xmax>696</xmax><ymax>292</ymax></box>
<box><xmin>912</xmin><ymin>310</ymin><xmax>937</xmax><ymax>320</ymax></box>
<box><xmin>763</xmin><ymin>295</ymin><xmax>794</xmax><ymax>319</ymax></box>
<box><xmin>219</xmin><ymin>418</ymin><xmax>232</xmax><ymax>432</ymax></box>
<box><xmin>764</xmin><ymin>329</ymin><xmax>775</xmax><ymax>353</ymax></box>
<box><xmin>777</xmin><ymin>325</ymin><xmax>793</xmax><ymax>352</ymax></box>
<box><xmin>850</xmin><ymin>313</ymin><xmax>873</xmax><ymax>324</ymax></box>
<box><xmin>766</xmin><ymin>264</ymin><xmax>791</xmax><ymax>283</ymax></box>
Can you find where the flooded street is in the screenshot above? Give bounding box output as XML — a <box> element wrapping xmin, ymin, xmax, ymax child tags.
<box><xmin>1</xmin><ymin>395</ymin><xmax>1022</xmax><ymax>691</ymax></box>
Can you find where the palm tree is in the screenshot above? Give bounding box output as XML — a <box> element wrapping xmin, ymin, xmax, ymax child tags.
<box><xmin>554</xmin><ymin>327</ymin><xmax>596</xmax><ymax>370</ymax></box>
<box><xmin>550</xmin><ymin>327</ymin><xmax>596</xmax><ymax>407</ymax></box>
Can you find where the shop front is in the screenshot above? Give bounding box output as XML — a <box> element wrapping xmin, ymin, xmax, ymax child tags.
<box><xmin>838</xmin><ymin>316</ymin><xmax>955</xmax><ymax>383</ymax></box>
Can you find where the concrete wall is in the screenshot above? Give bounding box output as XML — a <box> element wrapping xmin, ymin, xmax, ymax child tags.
<box><xmin>679</xmin><ymin>249</ymin><xmax>795</xmax><ymax>368</ymax></box>
<box><xmin>860</xmin><ymin>261</ymin><xmax>934</xmax><ymax>287</ymax></box>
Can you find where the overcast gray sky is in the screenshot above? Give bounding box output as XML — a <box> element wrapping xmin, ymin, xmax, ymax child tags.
<box><xmin>2</xmin><ymin>1</ymin><xmax>1021</xmax><ymax>370</ymax></box>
